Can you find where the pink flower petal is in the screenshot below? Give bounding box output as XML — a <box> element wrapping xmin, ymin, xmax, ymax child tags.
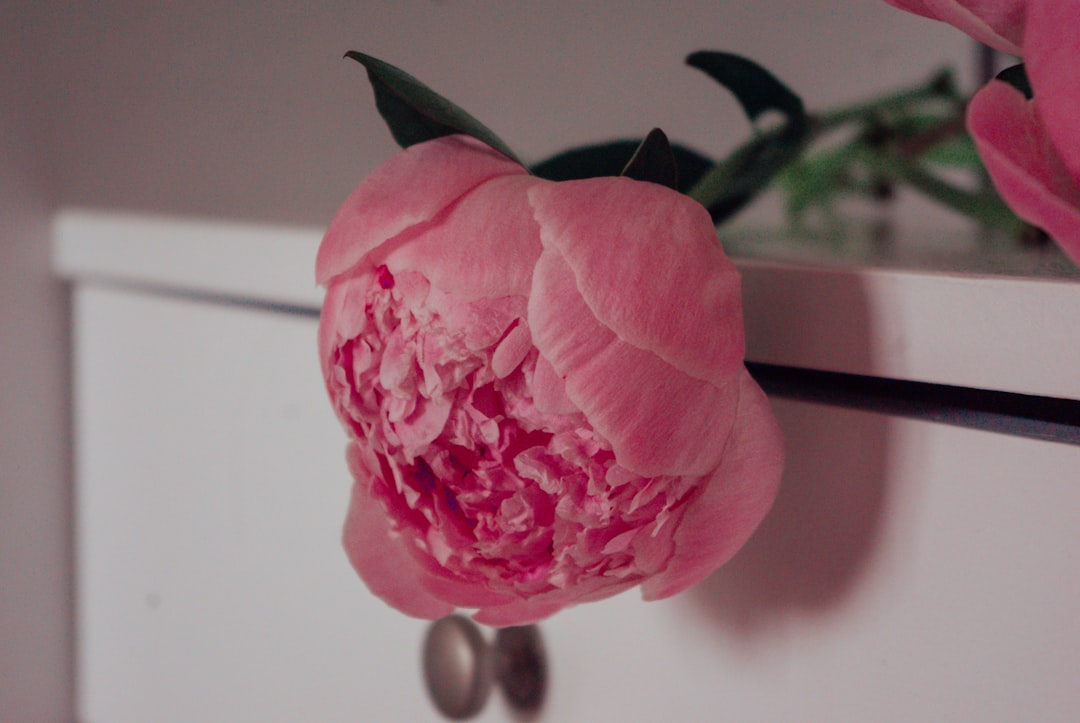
<box><xmin>317</xmin><ymin>278</ymin><xmax>350</xmax><ymax>381</ymax></box>
<box><xmin>531</xmin><ymin>354</ymin><xmax>577</xmax><ymax>416</ymax></box>
<box><xmin>640</xmin><ymin>369</ymin><xmax>784</xmax><ymax>601</ymax></box>
<box><xmin>527</xmin><ymin>177</ymin><xmax>745</xmax><ymax>387</ymax></box>
<box><xmin>472</xmin><ymin>575</ymin><xmax>644</xmax><ymax>627</ymax></box>
<box><xmin>968</xmin><ymin>81</ymin><xmax>1080</xmax><ymax>265</ymax></box>
<box><xmin>417</xmin><ymin>573</ymin><xmax>518</xmax><ymax>610</ymax></box>
<box><xmin>377</xmin><ymin>175</ymin><xmax>543</xmax><ymax>300</ymax></box>
<box><xmin>315</xmin><ymin>135</ymin><xmax>525</xmax><ymax>285</ymax></box>
<box><xmin>529</xmin><ymin>249</ymin><xmax>741</xmax><ymax>478</ymax></box>
<box><xmin>883</xmin><ymin>0</ymin><xmax>1025</xmax><ymax>55</ymax></box>
<box><xmin>491</xmin><ymin>321</ymin><xmax>532</xmax><ymax>379</ymax></box>
<box><xmin>1024</xmin><ymin>2</ymin><xmax>1080</xmax><ymax>178</ymax></box>
<box><xmin>472</xmin><ymin>598</ymin><xmax>569</xmax><ymax>627</ymax></box>
<box><xmin>341</xmin><ymin>443</ymin><xmax>454</xmax><ymax>619</ymax></box>
<box><xmin>319</xmin><ymin>274</ymin><xmax>379</xmax><ymax>432</ymax></box>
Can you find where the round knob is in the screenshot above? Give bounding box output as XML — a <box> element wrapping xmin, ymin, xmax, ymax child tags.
<box><xmin>422</xmin><ymin>615</ymin><xmax>493</xmax><ymax>720</ymax></box>
<box><xmin>495</xmin><ymin>625</ymin><xmax>546</xmax><ymax>713</ymax></box>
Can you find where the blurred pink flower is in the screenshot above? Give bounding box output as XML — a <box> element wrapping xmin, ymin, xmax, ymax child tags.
<box><xmin>317</xmin><ymin>134</ymin><xmax>784</xmax><ymax>626</ymax></box>
<box><xmin>882</xmin><ymin>0</ymin><xmax>1026</xmax><ymax>55</ymax></box>
<box><xmin>887</xmin><ymin>1</ymin><xmax>1080</xmax><ymax>264</ymax></box>
<box><xmin>966</xmin><ymin>3</ymin><xmax>1080</xmax><ymax>264</ymax></box>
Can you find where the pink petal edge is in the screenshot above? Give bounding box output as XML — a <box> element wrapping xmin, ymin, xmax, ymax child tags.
<box><xmin>378</xmin><ymin>174</ymin><xmax>544</xmax><ymax>300</ymax></box>
<box><xmin>529</xmin><ymin>248</ymin><xmax>741</xmax><ymax>478</ymax></box>
<box><xmin>967</xmin><ymin>81</ymin><xmax>1080</xmax><ymax>265</ymax></box>
<box><xmin>640</xmin><ymin>368</ymin><xmax>785</xmax><ymax>601</ymax></box>
<box><xmin>341</xmin><ymin>443</ymin><xmax>454</xmax><ymax>619</ymax></box>
<box><xmin>528</xmin><ymin>177</ymin><xmax>745</xmax><ymax>387</ymax></box>
<box><xmin>316</xmin><ymin>135</ymin><xmax>526</xmax><ymax>285</ymax></box>
<box><xmin>1023</xmin><ymin>2</ymin><xmax>1080</xmax><ymax>177</ymax></box>
<box><xmin>882</xmin><ymin>0</ymin><xmax>1025</xmax><ymax>55</ymax></box>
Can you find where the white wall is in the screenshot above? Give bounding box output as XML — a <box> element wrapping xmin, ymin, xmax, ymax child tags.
<box><xmin>21</xmin><ymin>1</ymin><xmax>972</xmax><ymax>226</ymax></box>
<box><xmin>1</xmin><ymin>2</ymin><xmax>971</xmax><ymax>718</ymax></box>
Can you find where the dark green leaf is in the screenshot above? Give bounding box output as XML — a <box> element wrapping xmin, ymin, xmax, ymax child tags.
<box><xmin>531</xmin><ymin>140</ymin><xmax>714</xmax><ymax>193</ymax></box>
<box><xmin>996</xmin><ymin>63</ymin><xmax>1032</xmax><ymax>99</ymax></box>
<box><xmin>688</xmin><ymin>123</ymin><xmax>808</xmax><ymax>224</ymax></box>
<box><xmin>686</xmin><ymin>51</ymin><xmax>806</xmax><ymax>131</ymax></box>
<box><xmin>619</xmin><ymin>128</ymin><xmax>678</xmax><ymax>189</ymax></box>
<box><xmin>683</xmin><ymin>51</ymin><xmax>810</xmax><ymax>223</ymax></box>
<box><xmin>344</xmin><ymin>51</ymin><xmax>521</xmax><ymax>162</ymax></box>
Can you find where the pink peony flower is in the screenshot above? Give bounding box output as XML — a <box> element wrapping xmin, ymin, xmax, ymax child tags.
<box><xmin>965</xmin><ymin>3</ymin><xmax>1080</xmax><ymax>264</ymax></box>
<box><xmin>317</xmin><ymin>134</ymin><xmax>784</xmax><ymax>626</ymax></box>
<box><xmin>882</xmin><ymin>0</ymin><xmax>1026</xmax><ymax>55</ymax></box>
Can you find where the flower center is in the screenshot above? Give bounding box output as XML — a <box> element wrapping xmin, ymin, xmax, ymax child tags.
<box><xmin>328</xmin><ymin>265</ymin><xmax>697</xmax><ymax>596</ymax></box>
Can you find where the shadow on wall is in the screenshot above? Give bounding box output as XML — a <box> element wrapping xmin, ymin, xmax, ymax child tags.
<box><xmin>686</xmin><ymin>271</ymin><xmax>891</xmax><ymax>637</ymax></box>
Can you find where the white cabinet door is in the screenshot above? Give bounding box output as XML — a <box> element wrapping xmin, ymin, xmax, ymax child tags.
<box><xmin>73</xmin><ymin>284</ymin><xmax>1080</xmax><ymax>722</ymax></box>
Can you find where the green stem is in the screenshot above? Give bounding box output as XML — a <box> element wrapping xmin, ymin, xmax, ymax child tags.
<box><xmin>686</xmin><ymin>127</ymin><xmax>795</xmax><ymax>210</ymax></box>
<box><xmin>687</xmin><ymin>69</ymin><xmax>960</xmax><ymax>211</ymax></box>
<box><xmin>813</xmin><ymin>69</ymin><xmax>960</xmax><ymax>131</ymax></box>
<box><xmin>862</xmin><ymin>147</ymin><xmax>1026</xmax><ymax>236</ymax></box>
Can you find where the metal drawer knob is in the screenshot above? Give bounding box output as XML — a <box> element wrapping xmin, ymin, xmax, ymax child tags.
<box><xmin>422</xmin><ymin>615</ymin><xmax>546</xmax><ymax>719</ymax></box>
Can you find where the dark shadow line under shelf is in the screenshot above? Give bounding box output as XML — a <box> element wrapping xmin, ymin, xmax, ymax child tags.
<box><xmin>748</xmin><ymin>362</ymin><xmax>1080</xmax><ymax>446</ymax></box>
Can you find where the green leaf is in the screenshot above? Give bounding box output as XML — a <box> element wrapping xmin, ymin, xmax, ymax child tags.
<box><xmin>996</xmin><ymin>63</ymin><xmax>1032</xmax><ymax>99</ymax></box>
<box><xmin>775</xmin><ymin>144</ymin><xmax>862</xmax><ymax>222</ymax></box>
<box><xmin>530</xmin><ymin>140</ymin><xmax>714</xmax><ymax>193</ymax></box>
<box><xmin>684</xmin><ymin>51</ymin><xmax>810</xmax><ymax>224</ymax></box>
<box><xmin>344</xmin><ymin>51</ymin><xmax>521</xmax><ymax>163</ymax></box>
<box><xmin>856</xmin><ymin>145</ymin><xmax>1027</xmax><ymax>236</ymax></box>
<box><xmin>686</xmin><ymin>51</ymin><xmax>806</xmax><ymax>131</ymax></box>
<box><xmin>920</xmin><ymin>133</ymin><xmax>981</xmax><ymax>169</ymax></box>
<box><xmin>619</xmin><ymin>128</ymin><xmax>679</xmax><ymax>189</ymax></box>
<box><xmin>687</xmin><ymin>122</ymin><xmax>808</xmax><ymax>224</ymax></box>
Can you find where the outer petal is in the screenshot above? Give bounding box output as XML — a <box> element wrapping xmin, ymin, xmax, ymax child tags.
<box><xmin>640</xmin><ymin>369</ymin><xmax>784</xmax><ymax>601</ymax></box>
<box><xmin>968</xmin><ymin>81</ymin><xmax>1080</xmax><ymax>264</ymax></box>
<box><xmin>527</xmin><ymin>177</ymin><xmax>745</xmax><ymax>387</ymax></box>
<box><xmin>315</xmin><ymin>135</ymin><xmax>525</xmax><ymax>284</ymax></box>
<box><xmin>1024</xmin><ymin>2</ymin><xmax>1080</xmax><ymax>178</ymax></box>
<box><xmin>341</xmin><ymin>443</ymin><xmax>454</xmax><ymax>619</ymax></box>
<box><xmin>883</xmin><ymin>0</ymin><xmax>1025</xmax><ymax>55</ymax></box>
<box><xmin>378</xmin><ymin>175</ymin><xmax>544</xmax><ymax>300</ymax></box>
<box><xmin>472</xmin><ymin>576</ymin><xmax>643</xmax><ymax>627</ymax></box>
<box><xmin>415</xmin><ymin>572</ymin><xmax>518</xmax><ymax>610</ymax></box>
<box><xmin>472</xmin><ymin>598</ymin><xmax>570</xmax><ymax>628</ymax></box>
<box><xmin>529</xmin><ymin>249</ymin><xmax>740</xmax><ymax>478</ymax></box>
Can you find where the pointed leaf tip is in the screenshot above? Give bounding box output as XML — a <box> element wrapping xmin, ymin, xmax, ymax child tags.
<box><xmin>620</xmin><ymin>128</ymin><xmax>679</xmax><ymax>189</ymax></box>
<box><xmin>344</xmin><ymin>51</ymin><xmax>521</xmax><ymax>163</ymax></box>
<box><xmin>995</xmin><ymin>63</ymin><xmax>1032</xmax><ymax>100</ymax></box>
<box><xmin>686</xmin><ymin>51</ymin><xmax>806</xmax><ymax>131</ymax></box>
<box><xmin>530</xmin><ymin>140</ymin><xmax>713</xmax><ymax>193</ymax></box>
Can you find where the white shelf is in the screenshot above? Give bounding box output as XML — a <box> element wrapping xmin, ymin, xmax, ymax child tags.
<box><xmin>52</xmin><ymin>208</ymin><xmax>324</xmax><ymax>310</ymax></box>
<box><xmin>54</xmin><ymin>208</ymin><xmax>1080</xmax><ymax>401</ymax></box>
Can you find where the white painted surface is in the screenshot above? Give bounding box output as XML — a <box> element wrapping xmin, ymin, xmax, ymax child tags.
<box><xmin>739</xmin><ymin>258</ymin><xmax>1080</xmax><ymax>401</ymax></box>
<box><xmin>56</xmin><ymin>209</ymin><xmax>1080</xmax><ymax>401</ymax></box>
<box><xmin>53</xmin><ymin>209</ymin><xmax>323</xmax><ymax>309</ymax></box>
<box><xmin>72</xmin><ymin>284</ymin><xmax>1080</xmax><ymax>722</ymax></box>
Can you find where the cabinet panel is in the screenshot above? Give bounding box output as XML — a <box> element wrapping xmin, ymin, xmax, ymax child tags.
<box><xmin>74</xmin><ymin>286</ymin><xmax>443</xmax><ymax>721</ymax></box>
<box><xmin>74</xmin><ymin>285</ymin><xmax>1080</xmax><ymax>722</ymax></box>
